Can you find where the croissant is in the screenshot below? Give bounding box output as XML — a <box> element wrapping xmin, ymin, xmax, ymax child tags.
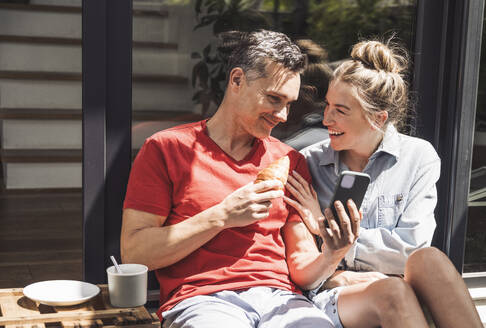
<box><xmin>254</xmin><ymin>156</ymin><xmax>290</xmax><ymax>190</ymax></box>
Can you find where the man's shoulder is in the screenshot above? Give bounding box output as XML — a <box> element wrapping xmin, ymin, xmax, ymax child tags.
<box><xmin>263</xmin><ymin>136</ymin><xmax>304</xmax><ymax>159</ymax></box>
<box><xmin>264</xmin><ymin>135</ymin><xmax>294</xmax><ymax>149</ymax></box>
<box><xmin>146</xmin><ymin>121</ymin><xmax>203</xmax><ymax>146</ymax></box>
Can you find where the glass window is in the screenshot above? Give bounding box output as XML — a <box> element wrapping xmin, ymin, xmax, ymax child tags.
<box><xmin>0</xmin><ymin>0</ymin><xmax>82</xmax><ymax>287</ymax></box>
<box><xmin>131</xmin><ymin>0</ymin><xmax>418</xmax><ymax>149</ymax></box>
<box><xmin>464</xmin><ymin>5</ymin><xmax>486</xmax><ymax>274</ymax></box>
<box><xmin>132</xmin><ymin>0</ymin><xmax>203</xmax><ymax>157</ymax></box>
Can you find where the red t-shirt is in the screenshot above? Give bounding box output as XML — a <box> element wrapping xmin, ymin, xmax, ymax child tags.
<box><xmin>123</xmin><ymin>120</ymin><xmax>311</xmax><ymax>319</ymax></box>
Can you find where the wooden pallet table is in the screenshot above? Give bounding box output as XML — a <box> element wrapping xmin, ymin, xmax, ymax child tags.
<box><xmin>0</xmin><ymin>285</ymin><xmax>160</xmax><ymax>328</ymax></box>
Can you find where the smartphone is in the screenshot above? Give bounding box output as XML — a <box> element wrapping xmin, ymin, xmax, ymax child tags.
<box><xmin>329</xmin><ymin>171</ymin><xmax>370</xmax><ymax>223</ymax></box>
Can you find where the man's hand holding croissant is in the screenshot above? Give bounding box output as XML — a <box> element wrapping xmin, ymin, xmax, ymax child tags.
<box><xmin>216</xmin><ymin>156</ymin><xmax>290</xmax><ymax>229</ymax></box>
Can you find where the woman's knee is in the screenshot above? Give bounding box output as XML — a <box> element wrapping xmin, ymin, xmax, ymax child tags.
<box><xmin>337</xmin><ymin>278</ymin><xmax>417</xmax><ymax>327</ymax></box>
<box><xmin>370</xmin><ymin>277</ymin><xmax>416</xmax><ymax>313</ymax></box>
<box><xmin>408</xmin><ymin>247</ymin><xmax>447</xmax><ymax>266</ymax></box>
<box><xmin>406</xmin><ymin>247</ymin><xmax>456</xmax><ymax>282</ymax></box>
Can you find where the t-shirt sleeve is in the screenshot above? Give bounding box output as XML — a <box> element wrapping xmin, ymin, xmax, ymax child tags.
<box><xmin>123</xmin><ymin>137</ymin><xmax>173</xmax><ymax>217</ymax></box>
<box><xmin>286</xmin><ymin>152</ymin><xmax>312</xmax><ymax>223</ymax></box>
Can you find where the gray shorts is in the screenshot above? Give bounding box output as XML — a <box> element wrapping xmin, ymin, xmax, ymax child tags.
<box><xmin>307</xmin><ymin>286</ymin><xmax>345</xmax><ymax>328</ymax></box>
<box><xmin>161</xmin><ymin>286</ymin><xmax>335</xmax><ymax>328</ymax></box>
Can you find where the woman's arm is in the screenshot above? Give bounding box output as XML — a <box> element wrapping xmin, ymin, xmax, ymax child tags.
<box><xmin>344</xmin><ymin>157</ymin><xmax>440</xmax><ymax>274</ymax></box>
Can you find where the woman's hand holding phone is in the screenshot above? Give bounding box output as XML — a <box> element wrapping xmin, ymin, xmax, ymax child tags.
<box><xmin>284</xmin><ymin>171</ymin><xmax>363</xmax><ymax>257</ymax></box>
<box><xmin>319</xmin><ymin>199</ymin><xmax>362</xmax><ymax>259</ymax></box>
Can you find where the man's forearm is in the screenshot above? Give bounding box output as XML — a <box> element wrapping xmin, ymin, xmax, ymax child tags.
<box><xmin>121</xmin><ymin>206</ymin><xmax>226</xmax><ymax>271</ymax></box>
<box><xmin>289</xmin><ymin>250</ymin><xmax>343</xmax><ymax>291</ymax></box>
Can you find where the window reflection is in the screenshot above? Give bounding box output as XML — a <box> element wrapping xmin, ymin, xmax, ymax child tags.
<box><xmin>131</xmin><ymin>0</ymin><xmax>417</xmax><ymax>145</ymax></box>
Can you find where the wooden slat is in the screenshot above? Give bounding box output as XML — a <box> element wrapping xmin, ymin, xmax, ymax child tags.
<box><xmin>133</xmin><ymin>110</ymin><xmax>202</xmax><ymax>121</ymax></box>
<box><xmin>0</xmin><ymin>188</ymin><xmax>80</xmax><ymax>199</ymax></box>
<box><xmin>0</xmin><ymin>3</ymin><xmax>169</xmax><ymax>17</ymax></box>
<box><xmin>0</xmin><ymin>194</ymin><xmax>80</xmax><ymax>213</ymax></box>
<box><xmin>0</xmin><ymin>212</ymin><xmax>80</xmax><ymax>226</ymax></box>
<box><xmin>0</xmin><ymin>190</ymin><xmax>83</xmax><ymax>289</ymax></box>
<box><xmin>0</xmin><ymin>108</ymin><xmax>81</xmax><ymax>120</ymax></box>
<box><xmin>0</xmin><ymin>108</ymin><xmax>202</xmax><ymax>121</ymax></box>
<box><xmin>0</xmin><ymin>308</ymin><xmax>141</xmax><ymax>325</ymax></box>
<box><xmin>0</xmin><ymin>225</ymin><xmax>81</xmax><ymax>239</ymax></box>
<box><xmin>0</xmin><ymin>267</ymin><xmax>33</xmax><ymax>290</ymax></box>
<box><xmin>0</xmin><ymin>250</ymin><xmax>82</xmax><ymax>267</ymax></box>
<box><xmin>55</xmin><ymin>299</ymin><xmax>104</xmax><ymax>328</ymax></box>
<box><xmin>0</xmin><ymin>149</ymin><xmax>143</xmax><ymax>163</ymax></box>
<box><xmin>0</xmin><ymin>288</ymin><xmax>24</xmax><ymax>296</ymax></box>
<box><xmin>134</xmin><ymin>7</ymin><xmax>170</xmax><ymax>18</ymax></box>
<box><xmin>0</xmin><ymin>70</ymin><xmax>80</xmax><ymax>81</ymax></box>
<box><xmin>133</xmin><ymin>40</ymin><xmax>178</xmax><ymax>50</ymax></box>
<box><xmin>0</xmin><ymin>187</ymin><xmax>81</xmax><ymax>194</ymax></box>
<box><xmin>0</xmin><ymin>34</ymin><xmax>178</xmax><ymax>50</ymax></box>
<box><xmin>0</xmin><ymin>3</ymin><xmax>81</xmax><ymax>13</ymax></box>
<box><xmin>0</xmin><ymin>34</ymin><xmax>80</xmax><ymax>45</ymax></box>
<box><xmin>0</xmin><ymin>294</ymin><xmax>46</xmax><ymax>328</ymax></box>
<box><xmin>0</xmin><ymin>70</ymin><xmax>188</xmax><ymax>84</ymax></box>
<box><xmin>133</xmin><ymin>73</ymin><xmax>188</xmax><ymax>84</ymax></box>
<box><xmin>0</xmin><ymin>237</ymin><xmax>81</xmax><ymax>253</ymax></box>
<box><xmin>0</xmin><ymin>285</ymin><xmax>159</xmax><ymax>327</ymax></box>
<box><xmin>0</xmin><ymin>149</ymin><xmax>81</xmax><ymax>163</ymax></box>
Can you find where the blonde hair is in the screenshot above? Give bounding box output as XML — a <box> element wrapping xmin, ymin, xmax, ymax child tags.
<box><xmin>332</xmin><ymin>38</ymin><xmax>410</xmax><ymax>132</ymax></box>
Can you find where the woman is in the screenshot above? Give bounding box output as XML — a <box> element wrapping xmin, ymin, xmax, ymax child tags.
<box><xmin>284</xmin><ymin>38</ymin><xmax>482</xmax><ymax>328</ymax></box>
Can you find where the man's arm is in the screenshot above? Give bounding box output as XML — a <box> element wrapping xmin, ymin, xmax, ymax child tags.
<box><xmin>121</xmin><ymin>180</ymin><xmax>284</xmax><ymax>271</ymax></box>
<box><xmin>282</xmin><ymin>201</ymin><xmax>361</xmax><ymax>291</ymax></box>
<box><xmin>121</xmin><ymin>207</ymin><xmax>225</xmax><ymax>271</ymax></box>
<box><xmin>282</xmin><ymin>220</ymin><xmax>342</xmax><ymax>290</ymax></box>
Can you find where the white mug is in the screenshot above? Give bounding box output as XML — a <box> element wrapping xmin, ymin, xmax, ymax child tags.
<box><xmin>106</xmin><ymin>263</ymin><xmax>148</xmax><ymax>307</ymax></box>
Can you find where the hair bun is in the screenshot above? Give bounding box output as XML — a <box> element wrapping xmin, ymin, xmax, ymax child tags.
<box><xmin>295</xmin><ymin>39</ymin><xmax>328</xmax><ymax>64</ymax></box>
<box><xmin>351</xmin><ymin>40</ymin><xmax>408</xmax><ymax>74</ymax></box>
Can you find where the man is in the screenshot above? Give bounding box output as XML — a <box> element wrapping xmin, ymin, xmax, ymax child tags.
<box><xmin>121</xmin><ymin>30</ymin><xmax>354</xmax><ymax>327</ymax></box>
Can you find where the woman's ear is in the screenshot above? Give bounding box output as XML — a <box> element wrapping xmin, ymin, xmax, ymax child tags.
<box><xmin>373</xmin><ymin>110</ymin><xmax>388</xmax><ymax>129</ymax></box>
<box><xmin>228</xmin><ymin>67</ymin><xmax>244</xmax><ymax>92</ymax></box>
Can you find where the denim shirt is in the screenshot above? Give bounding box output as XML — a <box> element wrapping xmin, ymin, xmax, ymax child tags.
<box><xmin>300</xmin><ymin>125</ymin><xmax>440</xmax><ymax>274</ymax></box>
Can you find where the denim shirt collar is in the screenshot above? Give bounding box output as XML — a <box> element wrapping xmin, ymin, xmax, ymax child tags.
<box><xmin>319</xmin><ymin>124</ymin><xmax>400</xmax><ymax>172</ymax></box>
<box><xmin>373</xmin><ymin>124</ymin><xmax>400</xmax><ymax>159</ymax></box>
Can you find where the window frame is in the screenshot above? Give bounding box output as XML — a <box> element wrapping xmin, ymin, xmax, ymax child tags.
<box><xmin>412</xmin><ymin>0</ymin><xmax>485</xmax><ymax>274</ymax></box>
<box><xmin>82</xmin><ymin>0</ymin><xmax>133</xmax><ymax>283</ymax></box>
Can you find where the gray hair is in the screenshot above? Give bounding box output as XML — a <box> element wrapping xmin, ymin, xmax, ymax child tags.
<box><xmin>219</xmin><ymin>30</ymin><xmax>306</xmax><ymax>83</ymax></box>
